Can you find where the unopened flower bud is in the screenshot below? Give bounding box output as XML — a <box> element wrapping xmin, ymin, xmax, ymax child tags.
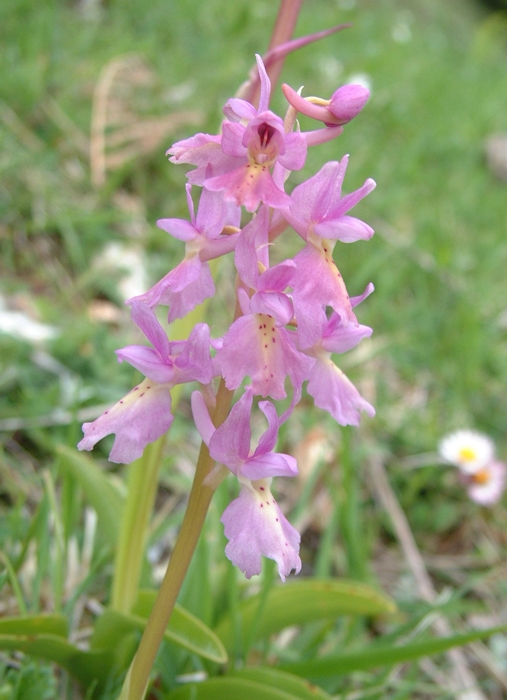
<box><xmin>328</xmin><ymin>84</ymin><xmax>370</xmax><ymax>124</ymax></box>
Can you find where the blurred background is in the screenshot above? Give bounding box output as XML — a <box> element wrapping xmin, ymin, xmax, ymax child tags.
<box><xmin>1</xmin><ymin>0</ymin><xmax>507</xmax><ymax>694</ymax></box>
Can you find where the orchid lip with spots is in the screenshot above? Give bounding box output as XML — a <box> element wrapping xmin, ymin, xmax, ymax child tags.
<box><xmin>78</xmin><ymin>50</ymin><xmax>375</xmax><ymax>580</ymax></box>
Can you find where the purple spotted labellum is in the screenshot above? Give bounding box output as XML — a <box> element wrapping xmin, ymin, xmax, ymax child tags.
<box><xmin>192</xmin><ymin>387</ymin><xmax>301</xmax><ymax>580</ymax></box>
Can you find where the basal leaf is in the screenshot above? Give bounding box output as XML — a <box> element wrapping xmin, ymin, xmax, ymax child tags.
<box><xmin>164</xmin><ymin>677</ymin><xmax>313</xmax><ymax>700</ymax></box>
<box><xmin>0</xmin><ymin>634</ymin><xmax>113</xmax><ymax>691</ymax></box>
<box><xmin>91</xmin><ymin>591</ymin><xmax>227</xmax><ymax>664</ymax></box>
<box><xmin>280</xmin><ymin>624</ymin><xmax>507</xmax><ymax>677</ymax></box>
<box><xmin>230</xmin><ymin>667</ymin><xmax>333</xmax><ymax>700</ymax></box>
<box><xmin>215</xmin><ymin>578</ymin><xmax>396</xmax><ymax>651</ymax></box>
<box><xmin>0</xmin><ymin>614</ymin><xmax>68</xmax><ymax>638</ymax></box>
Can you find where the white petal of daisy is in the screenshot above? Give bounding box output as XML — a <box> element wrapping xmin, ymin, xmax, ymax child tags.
<box><xmin>438</xmin><ymin>429</ymin><xmax>494</xmax><ymax>473</ymax></box>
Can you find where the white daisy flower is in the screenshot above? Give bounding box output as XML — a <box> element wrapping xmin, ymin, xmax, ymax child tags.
<box><xmin>466</xmin><ymin>461</ymin><xmax>506</xmax><ymax>506</ymax></box>
<box><xmin>438</xmin><ymin>429</ymin><xmax>494</xmax><ymax>474</ymax></box>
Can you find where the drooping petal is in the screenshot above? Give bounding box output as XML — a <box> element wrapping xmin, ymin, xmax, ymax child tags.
<box><xmin>78</xmin><ymin>378</ymin><xmax>173</xmax><ymax>464</ymax></box>
<box><xmin>127</xmin><ymin>256</ymin><xmax>202</xmax><ymax>309</ymax></box>
<box><xmin>306</xmin><ymin>356</ymin><xmax>374</xmax><ymax>426</ymax></box>
<box><xmin>320</xmin><ymin>314</ymin><xmax>373</xmax><ymax>354</ymax></box>
<box><xmin>221</xmin><ymin>478</ymin><xmax>301</xmax><ymax>581</ymax></box>
<box><xmin>277</xmin><ymin>131</ymin><xmax>307</xmax><ymax>171</ymax></box>
<box><xmin>194</xmin><ymin>187</ymin><xmax>230</xmax><ymax>239</ymax></box>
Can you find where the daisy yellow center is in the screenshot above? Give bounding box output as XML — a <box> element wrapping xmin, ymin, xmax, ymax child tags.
<box><xmin>471</xmin><ymin>468</ymin><xmax>490</xmax><ymax>485</ymax></box>
<box><xmin>458</xmin><ymin>447</ymin><xmax>477</xmax><ymax>463</ymax></box>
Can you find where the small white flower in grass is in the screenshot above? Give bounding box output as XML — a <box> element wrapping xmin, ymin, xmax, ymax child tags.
<box><xmin>438</xmin><ymin>429</ymin><xmax>494</xmax><ymax>474</ymax></box>
<box><xmin>465</xmin><ymin>461</ymin><xmax>506</xmax><ymax>506</ymax></box>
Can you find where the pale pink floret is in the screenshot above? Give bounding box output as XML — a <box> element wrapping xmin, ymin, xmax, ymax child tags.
<box><xmin>304</xmin><ymin>312</ymin><xmax>375</xmax><ymax>426</ymax></box>
<box><xmin>192</xmin><ymin>387</ymin><xmax>297</xmax><ymax>480</ymax></box>
<box><xmin>215</xmin><ymin>209</ymin><xmax>313</xmax><ymax>399</ymax></box>
<box><xmin>78</xmin><ymin>379</ymin><xmax>173</xmax><ymax>465</ymax></box>
<box><xmin>203</xmin><ymin>55</ymin><xmax>307</xmax><ymax>213</ymax></box>
<box><xmin>284</xmin><ymin>157</ymin><xmax>376</xmax><ymax>243</ymax></box>
<box><xmin>191</xmin><ymin>387</ymin><xmax>301</xmax><ymax>580</ymax></box>
<box><xmin>78</xmin><ymin>303</ymin><xmax>213</xmax><ymax>463</ymax></box>
<box><xmin>166</xmin><ymin>133</ymin><xmax>243</xmax><ymax>186</ymax></box>
<box><xmin>221</xmin><ymin>479</ymin><xmax>301</xmax><ymax>581</ymax></box>
<box><xmin>204</xmin><ymin>111</ymin><xmax>306</xmax><ymax>212</ymax></box>
<box><xmin>466</xmin><ymin>461</ymin><xmax>506</xmax><ymax>506</ymax></box>
<box><xmin>128</xmin><ymin>186</ymin><xmax>240</xmax><ymax>321</ymax></box>
<box><xmin>285</xmin><ymin>157</ymin><xmax>375</xmax><ymax>349</ymax></box>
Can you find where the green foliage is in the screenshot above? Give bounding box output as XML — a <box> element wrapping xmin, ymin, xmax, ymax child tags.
<box><xmin>214</xmin><ymin>579</ymin><xmax>397</xmax><ymax>653</ymax></box>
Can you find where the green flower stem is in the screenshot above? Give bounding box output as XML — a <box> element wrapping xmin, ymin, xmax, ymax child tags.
<box><xmin>119</xmin><ymin>379</ymin><xmax>234</xmax><ymax>700</ymax></box>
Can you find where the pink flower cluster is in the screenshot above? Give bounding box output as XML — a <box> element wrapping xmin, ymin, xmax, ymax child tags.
<box><xmin>78</xmin><ymin>54</ymin><xmax>375</xmax><ymax>580</ymax></box>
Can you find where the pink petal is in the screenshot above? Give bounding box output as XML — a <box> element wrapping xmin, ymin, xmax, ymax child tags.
<box><xmin>167</xmin><ymin>263</ymin><xmax>215</xmax><ymax>322</ymax></box>
<box><xmin>190</xmin><ymin>391</ymin><xmax>215</xmax><ymax>447</ymax></box>
<box><xmin>321</xmin><ymin>315</ymin><xmax>373</xmax><ymax>354</ymax></box>
<box><xmin>78</xmin><ymin>378</ymin><xmax>173</xmax><ymax>464</ymax></box>
<box><xmin>130</xmin><ymin>302</ymin><xmax>170</xmax><ymax>358</ymax></box>
<box><xmin>314</xmin><ymin>216</ymin><xmax>374</xmax><ymax>242</ymax></box>
<box><xmin>217</xmin><ymin>314</ymin><xmax>312</xmax><ymax>400</ymax></box>
<box><xmin>115</xmin><ymin>345</ymin><xmax>174</xmax><ymax>384</ymax></box>
<box><xmin>205</xmin><ymin>164</ymin><xmax>292</xmax><ymax>213</ymax></box>
<box><xmin>208</xmin><ymin>389</ymin><xmax>253</xmax><ymax>471</ymax></box>
<box><xmin>156</xmin><ymin>218</ymin><xmax>197</xmax><ymax>241</ymax></box>
<box><xmin>241</xmin><ymin>452</ymin><xmax>297</xmax><ymax>480</ymax></box>
<box><xmin>221</xmin><ymin>479</ymin><xmax>301</xmax><ymax>581</ymax></box>
<box><xmin>175</xmin><ymin>322</ymin><xmax>213</xmax><ymax>385</ymax></box>
<box><xmin>307</xmin><ymin>357</ymin><xmax>374</xmax><ymax>426</ymax></box>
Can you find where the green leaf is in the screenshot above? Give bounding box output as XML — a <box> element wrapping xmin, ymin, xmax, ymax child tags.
<box><xmin>56</xmin><ymin>444</ymin><xmax>124</xmax><ymax>547</ymax></box>
<box><xmin>0</xmin><ymin>634</ymin><xmax>113</xmax><ymax>691</ymax></box>
<box><xmin>280</xmin><ymin>624</ymin><xmax>507</xmax><ymax>677</ymax></box>
<box><xmin>91</xmin><ymin>590</ymin><xmax>227</xmax><ymax>664</ymax></box>
<box><xmin>0</xmin><ymin>614</ymin><xmax>68</xmax><ymax>638</ymax></box>
<box><xmin>215</xmin><ymin>578</ymin><xmax>396</xmax><ymax>651</ymax></box>
<box><xmin>164</xmin><ymin>677</ymin><xmax>317</xmax><ymax>700</ymax></box>
<box><xmin>230</xmin><ymin>667</ymin><xmax>333</xmax><ymax>700</ymax></box>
